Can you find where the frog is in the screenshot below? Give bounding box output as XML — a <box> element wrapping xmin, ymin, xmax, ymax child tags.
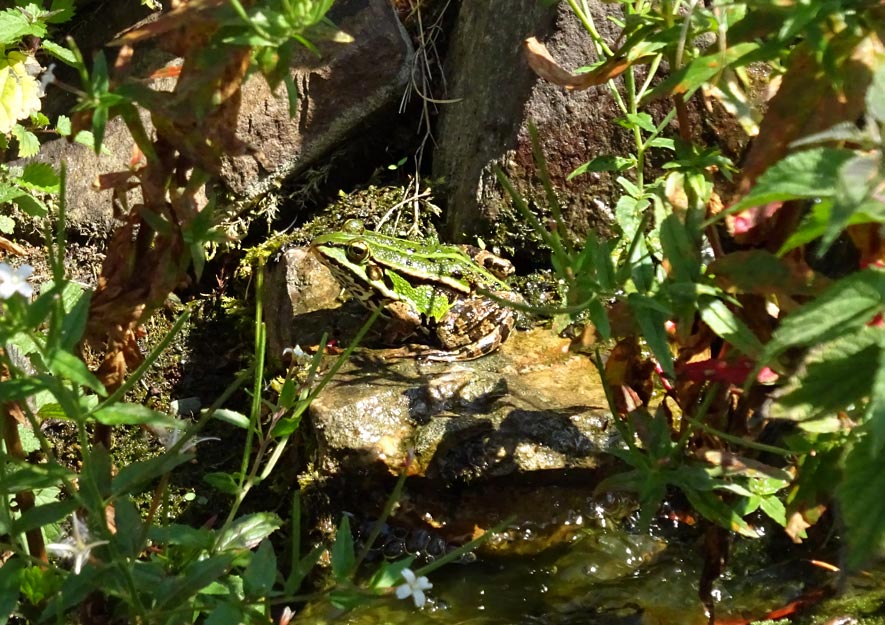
<box><xmin>310</xmin><ymin>219</ymin><xmax>520</xmax><ymax>361</ymax></box>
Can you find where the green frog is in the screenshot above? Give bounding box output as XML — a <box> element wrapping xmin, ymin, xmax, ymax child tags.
<box><xmin>310</xmin><ymin>220</ymin><xmax>520</xmax><ymax>361</ymax></box>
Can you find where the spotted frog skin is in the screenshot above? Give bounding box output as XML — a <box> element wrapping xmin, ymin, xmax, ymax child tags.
<box><xmin>311</xmin><ymin>220</ymin><xmax>520</xmax><ymax>361</ymax></box>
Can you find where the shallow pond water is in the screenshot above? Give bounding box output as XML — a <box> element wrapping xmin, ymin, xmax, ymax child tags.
<box><xmin>298</xmin><ymin>518</ymin><xmax>885</xmax><ymax>625</ymax></box>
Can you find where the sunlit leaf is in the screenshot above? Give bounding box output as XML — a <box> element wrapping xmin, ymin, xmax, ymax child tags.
<box><xmin>764</xmin><ymin>269</ymin><xmax>885</xmax><ymax>359</ymax></box>
<box><xmin>770</xmin><ymin>330</ymin><xmax>879</xmax><ymax>425</ymax></box>
<box><xmin>838</xmin><ymin>432</ymin><xmax>885</xmax><ymax>567</ymax></box>
<box><xmin>216</xmin><ymin>513</ymin><xmax>282</xmax><ymax>552</ymax></box>
<box><xmin>0</xmin><ymin>52</ymin><xmax>42</xmax><ymax>135</ymax></box>
<box><xmin>330</xmin><ymin>515</ymin><xmax>355</xmax><ymax>582</ymax></box>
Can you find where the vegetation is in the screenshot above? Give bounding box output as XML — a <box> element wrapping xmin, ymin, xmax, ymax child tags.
<box><xmin>0</xmin><ymin>0</ymin><xmax>884</xmax><ymax>622</ymax></box>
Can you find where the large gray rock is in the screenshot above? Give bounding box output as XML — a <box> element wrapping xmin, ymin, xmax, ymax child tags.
<box><xmin>219</xmin><ymin>0</ymin><xmax>414</xmax><ymax>198</ymax></box>
<box><xmin>434</xmin><ymin>1</ymin><xmax>630</xmax><ymax>243</ymax></box>
<box><xmin>14</xmin><ymin>0</ymin><xmax>412</xmax><ymax>235</ymax></box>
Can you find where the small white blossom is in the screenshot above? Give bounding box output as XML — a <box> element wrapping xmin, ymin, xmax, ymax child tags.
<box><xmin>395</xmin><ymin>568</ymin><xmax>432</xmax><ymax>608</ymax></box>
<box><xmin>0</xmin><ymin>262</ymin><xmax>34</xmax><ymax>300</ymax></box>
<box><xmin>46</xmin><ymin>513</ymin><xmax>108</xmax><ymax>574</ymax></box>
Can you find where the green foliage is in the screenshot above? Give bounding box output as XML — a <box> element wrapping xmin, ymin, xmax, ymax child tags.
<box><xmin>512</xmin><ymin>0</ymin><xmax>885</xmax><ymax>568</ymax></box>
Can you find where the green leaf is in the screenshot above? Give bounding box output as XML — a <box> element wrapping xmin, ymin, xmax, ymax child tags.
<box><xmin>58</xmin><ymin>284</ymin><xmax>90</xmax><ymax>349</ymax></box>
<box><xmin>11</xmin><ymin>125</ymin><xmax>39</xmax><ymax>158</ymax></box>
<box><xmin>644</xmin><ymin>42</ymin><xmax>759</xmax><ymax>102</ymax></box>
<box><xmin>154</xmin><ymin>555</ymin><xmax>237</xmax><ymax>609</ymax></box>
<box><xmin>12</xmin><ymin>499</ymin><xmax>78</xmax><ymax>535</ymax></box>
<box><xmin>628</xmin><ymin>293</ymin><xmax>674</xmax><ymax>378</ymax></box>
<box><xmin>770</xmin><ymin>330</ymin><xmax>879</xmax><ymax>425</ymax></box>
<box><xmin>111</xmin><ymin>497</ymin><xmax>143</xmax><ymax>558</ymax></box>
<box><xmin>0</xmin><ymin>214</ymin><xmax>13</xmax><ymax>234</ymax></box>
<box><xmin>838</xmin><ymin>432</ymin><xmax>885</xmax><ymax>567</ymax></box>
<box><xmin>112</xmin><ymin>453</ymin><xmax>191</xmax><ymax>497</ymax></box>
<box><xmin>243</xmin><ymin>539</ymin><xmax>277</xmax><ymax>599</ymax></box>
<box><xmin>12</xmin><ymin>191</ymin><xmax>47</xmax><ymax>217</ymax></box>
<box><xmin>729</xmin><ymin>147</ymin><xmax>855</xmax><ymax>213</ymax></box>
<box><xmin>216</xmin><ymin>513</ymin><xmax>282</xmax><ymax>552</ymax></box>
<box><xmin>47</xmin><ymin>348</ymin><xmax>106</xmax><ymax>396</ymax></box>
<box><xmin>204</xmin><ymin>472</ymin><xmax>241</xmax><ymax>494</ymax></box>
<box><xmin>368</xmin><ymin>557</ymin><xmax>416</xmax><ymax>590</ymax></box>
<box><xmin>660</xmin><ymin>214</ymin><xmax>700</xmax><ymax>283</ymax></box>
<box><xmin>759</xmin><ymin>494</ymin><xmax>787</xmax><ymax>526</ymax></box>
<box><xmin>865</xmin><ymin>329</ymin><xmax>885</xmax><ymax>455</ymax></box>
<box><xmin>865</xmin><ymin>59</ymin><xmax>885</xmax><ymax>123</ymax></box>
<box><xmin>0</xmin><ymin>8</ymin><xmax>46</xmax><ymax>46</ymax></box>
<box><xmin>20</xmin><ymin>162</ymin><xmax>59</xmax><ymax>192</ymax></box>
<box><xmin>0</xmin><ymin>557</ymin><xmax>24</xmax><ymax>625</ymax></box>
<box><xmin>55</xmin><ymin>114</ymin><xmax>71</xmax><ymax>136</ymax></box>
<box><xmin>330</xmin><ymin>515</ymin><xmax>355</xmax><ymax>582</ymax></box>
<box><xmin>568</xmin><ymin>155</ymin><xmax>636</xmax><ymax>180</ymax></box>
<box><xmin>93</xmin><ymin>403</ymin><xmax>179</xmax><ymax>427</ymax></box>
<box><xmin>765</xmin><ymin>269</ymin><xmax>885</xmax><ymax>359</ymax></box>
<box><xmin>699</xmin><ymin>297</ymin><xmax>763</xmax><ymax>359</ymax></box>
<box><xmin>619</xmin><ymin>112</ymin><xmax>656</xmax><ymax>133</ymax></box>
<box><xmin>205</xmin><ymin>603</ymin><xmax>244</xmax><ymax>625</ymax></box>
<box><xmin>684</xmin><ymin>488</ymin><xmax>759</xmax><ymax>537</ymax></box>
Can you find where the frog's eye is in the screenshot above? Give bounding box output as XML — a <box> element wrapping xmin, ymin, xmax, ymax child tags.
<box><xmin>342</xmin><ymin>219</ymin><xmax>365</xmax><ymax>234</ymax></box>
<box><xmin>346</xmin><ymin>239</ymin><xmax>371</xmax><ymax>264</ymax></box>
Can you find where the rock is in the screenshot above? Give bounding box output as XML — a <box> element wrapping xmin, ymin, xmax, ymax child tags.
<box><xmin>15</xmin><ymin>0</ymin><xmax>412</xmax><ymax>236</ymax></box>
<box><xmin>433</xmin><ymin>1</ymin><xmax>631</xmax><ymax>245</ymax></box>
<box><xmin>307</xmin><ymin>328</ymin><xmax>616</xmax><ymax>481</ymax></box>
<box><xmin>218</xmin><ymin>0</ymin><xmax>414</xmax><ymax>198</ymax></box>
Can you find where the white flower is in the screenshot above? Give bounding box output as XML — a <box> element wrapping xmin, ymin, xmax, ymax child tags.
<box><xmin>0</xmin><ymin>262</ymin><xmax>34</xmax><ymax>300</ymax></box>
<box><xmin>46</xmin><ymin>513</ymin><xmax>109</xmax><ymax>574</ymax></box>
<box><xmin>395</xmin><ymin>568</ymin><xmax>432</xmax><ymax>608</ymax></box>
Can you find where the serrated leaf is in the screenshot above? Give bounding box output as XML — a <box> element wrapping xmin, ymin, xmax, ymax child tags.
<box><xmin>0</xmin><ymin>8</ymin><xmax>46</xmax><ymax>47</ymax></box>
<box><xmin>13</xmin><ymin>192</ymin><xmax>47</xmax><ymax>217</ymax></box>
<box><xmin>765</xmin><ymin>269</ymin><xmax>885</xmax><ymax>358</ymax></box>
<box><xmin>838</xmin><ymin>433</ymin><xmax>885</xmax><ymax>567</ymax></box>
<box><xmin>11</xmin><ymin>125</ymin><xmax>39</xmax><ymax>158</ymax></box>
<box><xmin>55</xmin><ymin>114</ymin><xmax>71</xmax><ymax>136</ymax></box>
<box><xmin>771</xmin><ymin>331</ymin><xmax>879</xmax><ymax>424</ymax></box>
<box><xmin>730</xmin><ymin>147</ymin><xmax>855</xmax><ymax>213</ymax></box>
<box><xmin>20</xmin><ymin>162</ymin><xmax>59</xmax><ymax>192</ymax></box>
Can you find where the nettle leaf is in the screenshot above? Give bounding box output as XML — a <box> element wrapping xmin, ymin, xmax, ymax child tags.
<box><xmin>865</xmin><ymin>330</ymin><xmax>885</xmax><ymax>455</ymax></box>
<box><xmin>11</xmin><ymin>125</ymin><xmax>39</xmax><ymax>158</ymax></box>
<box><xmin>770</xmin><ymin>329</ymin><xmax>879</xmax><ymax>427</ymax></box>
<box><xmin>838</xmin><ymin>432</ymin><xmax>885</xmax><ymax>567</ymax></box>
<box><xmin>729</xmin><ymin>147</ymin><xmax>855</xmax><ymax>213</ymax></box>
<box><xmin>19</xmin><ymin>162</ymin><xmax>59</xmax><ymax>192</ymax></box>
<box><xmin>764</xmin><ymin>269</ymin><xmax>885</xmax><ymax>359</ymax></box>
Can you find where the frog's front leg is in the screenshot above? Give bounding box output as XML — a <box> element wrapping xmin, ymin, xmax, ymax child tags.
<box><xmin>380</xmin><ymin>300</ymin><xmax>423</xmax><ymax>344</ymax></box>
<box><xmin>430</xmin><ymin>293</ymin><xmax>516</xmax><ymax>361</ymax></box>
